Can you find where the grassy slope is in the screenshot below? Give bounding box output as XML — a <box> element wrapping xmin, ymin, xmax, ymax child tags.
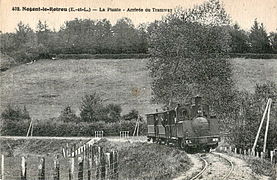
<box><xmin>0</xmin><ymin>58</ymin><xmax>160</xmax><ymax>120</ymax></box>
<box><xmin>231</xmin><ymin>58</ymin><xmax>277</xmax><ymax>93</ymax></box>
<box><xmin>0</xmin><ymin>58</ymin><xmax>276</xmax><ymax>120</ymax></box>
<box><xmin>94</xmin><ymin>138</ymin><xmax>191</xmax><ymax>180</ymax></box>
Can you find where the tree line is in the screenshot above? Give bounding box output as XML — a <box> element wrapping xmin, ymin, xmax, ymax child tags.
<box><xmin>0</xmin><ymin>18</ymin><xmax>148</xmax><ymax>63</ymax></box>
<box><xmin>1</xmin><ymin>15</ymin><xmax>277</xmax><ymax>64</ymax></box>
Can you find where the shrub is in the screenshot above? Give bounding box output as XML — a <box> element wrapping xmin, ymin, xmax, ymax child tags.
<box><xmin>79</xmin><ymin>93</ymin><xmax>123</xmax><ymax>123</ymax></box>
<box><xmin>122</xmin><ymin>109</ymin><xmax>139</xmax><ymax>121</ymax></box>
<box><xmin>1</xmin><ymin>105</ymin><xmax>30</xmax><ymax>121</ymax></box>
<box><xmin>56</xmin><ymin>53</ymin><xmax>150</xmax><ymax>59</ymax></box>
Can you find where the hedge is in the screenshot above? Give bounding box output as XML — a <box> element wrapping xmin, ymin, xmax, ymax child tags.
<box><xmin>229</xmin><ymin>53</ymin><xmax>277</xmax><ymax>59</ymax></box>
<box><xmin>1</xmin><ymin>119</ymin><xmax>147</xmax><ymax>137</ymax></box>
<box><xmin>55</xmin><ymin>53</ymin><xmax>151</xmax><ymax>60</ymax></box>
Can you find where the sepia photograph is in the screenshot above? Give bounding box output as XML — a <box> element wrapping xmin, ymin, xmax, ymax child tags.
<box><xmin>0</xmin><ymin>0</ymin><xmax>277</xmax><ymax>179</ymax></box>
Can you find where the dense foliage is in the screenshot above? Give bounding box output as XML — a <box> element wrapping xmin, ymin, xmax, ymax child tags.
<box><xmin>0</xmin><ymin>119</ymin><xmax>147</xmax><ymax>136</ymax></box>
<box><xmin>148</xmin><ymin>0</ymin><xmax>236</xmax><ymax>118</ymax></box>
<box><xmin>231</xmin><ymin>82</ymin><xmax>277</xmax><ymax>151</ymax></box>
<box><xmin>79</xmin><ymin>93</ymin><xmax>122</xmax><ymax>123</ymax></box>
<box><xmin>1</xmin><ymin>105</ymin><xmax>30</xmax><ymax>121</ymax></box>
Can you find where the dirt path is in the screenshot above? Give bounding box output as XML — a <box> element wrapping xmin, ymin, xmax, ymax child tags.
<box><xmin>214</xmin><ymin>152</ymin><xmax>271</xmax><ymax>180</ymax></box>
<box><xmin>174</xmin><ymin>152</ymin><xmax>271</xmax><ymax>180</ymax></box>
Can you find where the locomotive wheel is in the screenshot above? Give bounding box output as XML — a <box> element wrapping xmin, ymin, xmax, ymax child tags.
<box><xmin>179</xmin><ymin>139</ymin><xmax>187</xmax><ymax>150</ymax></box>
<box><xmin>205</xmin><ymin>146</ymin><xmax>211</xmax><ymax>152</ymax></box>
<box><xmin>166</xmin><ymin>139</ymin><xmax>170</xmax><ymax>146</ymax></box>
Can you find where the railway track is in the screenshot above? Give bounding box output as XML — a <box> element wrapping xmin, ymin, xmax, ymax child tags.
<box><xmin>189</xmin><ymin>152</ymin><xmax>234</xmax><ymax>180</ymax></box>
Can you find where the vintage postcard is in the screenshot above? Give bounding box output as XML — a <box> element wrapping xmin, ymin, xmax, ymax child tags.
<box><xmin>0</xmin><ymin>0</ymin><xmax>276</xmax><ymax>179</ymax></box>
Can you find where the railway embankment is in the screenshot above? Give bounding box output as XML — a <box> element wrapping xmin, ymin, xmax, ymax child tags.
<box><xmin>94</xmin><ymin>138</ymin><xmax>192</xmax><ymax>180</ymax></box>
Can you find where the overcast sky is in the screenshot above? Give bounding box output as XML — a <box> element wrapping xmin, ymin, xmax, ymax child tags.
<box><xmin>1</xmin><ymin>0</ymin><xmax>277</xmax><ymax>33</ymax></box>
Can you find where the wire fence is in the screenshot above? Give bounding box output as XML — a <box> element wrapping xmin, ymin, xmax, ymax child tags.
<box><xmin>0</xmin><ymin>145</ymin><xmax>119</xmax><ymax>180</ymax></box>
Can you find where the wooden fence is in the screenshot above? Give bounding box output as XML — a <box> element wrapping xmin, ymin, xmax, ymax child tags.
<box><xmin>219</xmin><ymin>146</ymin><xmax>276</xmax><ymax>164</ymax></box>
<box><xmin>0</xmin><ymin>145</ymin><xmax>118</xmax><ymax>180</ymax></box>
<box><xmin>119</xmin><ymin>131</ymin><xmax>129</xmax><ymax>139</ymax></box>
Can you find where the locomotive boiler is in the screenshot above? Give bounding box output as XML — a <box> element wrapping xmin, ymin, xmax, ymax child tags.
<box><xmin>146</xmin><ymin>96</ymin><xmax>220</xmax><ymax>151</ymax></box>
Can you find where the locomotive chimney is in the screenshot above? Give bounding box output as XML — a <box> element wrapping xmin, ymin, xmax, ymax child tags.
<box><xmin>195</xmin><ymin>96</ymin><xmax>202</xmax><ymax>106</ymax></box>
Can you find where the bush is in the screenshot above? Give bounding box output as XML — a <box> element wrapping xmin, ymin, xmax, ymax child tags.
<box><xmin>1</xmin><ymin>105</ymin><xmax>30</xmax><ymax>121</ymax></box>
<box><xmin>229</xmin><ymin>53</ymin><xmax>277</xmax><ymax>59</ymax></box>
<box><xmin>122</xmin><ymin>109</ymin><xmax>139</xmax><ymax>121</ymax></box>
<box><xmin>58</xmin><ymin>106</ymin><xmax>79</xmax><ymax>123</ymax></box>
<box><xmin>230</xmin><ymin>81</ymin><xmax>277</xmax><ymax>151</ymax></box>
<box><xmin>56</xmin><ymin>53</ymin><xmax>150</xmax><ymax>59</ymax></box>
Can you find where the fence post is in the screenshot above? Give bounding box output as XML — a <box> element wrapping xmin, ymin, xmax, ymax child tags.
<box><xmin>105</xmin><ymin>153</ymin><xmax>111</xmax><ymax>180</ymax></box>
<box><xmin>114</xmin><ymin>151</ymin><xmax>119</xmax><ymax>180</ymax></box>
<box><xmin>69</xmin><ymin>158</ymin><xmax>74</xmax><ymax>180</ymax></box>
<box><xmin>239</xmin><ymin>148</ymin><xmax>242</xmax><ymax>154</ymax></box>
<box><xmin>256</xmin><ymin>151</ymin><xmax>259</xmax><ymax>158</ymax></box>
<box><xmin>53</xmin><ymin>155</ymin><xmax>60</xmax><ymax>180</ymax></box>
<box><xmin>100</xmin><ymin>147</ymin><xmax>106</xmax><ymax>180</ymax></box>
<box><xmin>270</xmin><ymin>151</ymin><xmax>274</xmax><ymax>163</ymax></box>
<box><xmin>78</xmin><ymin>157</ymin><xmax>84</xmax><ymax>180</ymax></box>
<box><xmin>261</xmin><ymin>152</ymin><xmax>264</xmax><ymax>159</ymax></box>
<box><xmin>66</xmin><ymin>143</ymin><xmax>69</xmax><ymax>157</ymax></box>
<box><xmin>38</xmin><ymin>157</ymin><xmax>45</xmax><ymax>180</ymax></box>
<box><xmin>95</xmin><ymin>146</ymin><xmax>101</xmax><ymax>180</ymax></box>
<box><xmin>110</xmin><ymin>151</ymin><xmax>114</xmax><ymax>180</ymax></box>
<box><xmin>88</xmin><ymin>155</ymin><xmax>92</xmax><ymax>180</ymax></box>
<box><xmin>234</xmin><ymin>148</ymin><xmax>237</xmax><ymax>154</ymax></box>
<box><xmin>1</xmin><ymin>155</ymin><xmax>4</xmax><ymax>180</ymax></box>
<box><xmin>21</xmin><ymin>156</ymin><xmax>27</xmax><ymax>180</ymax></box>
<box><xmin>248</xmin><ymin>149</ymin><xmax>251</xmax><ymax>155</ymax></box>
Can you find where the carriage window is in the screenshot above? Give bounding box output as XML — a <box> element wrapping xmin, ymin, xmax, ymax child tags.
<box><xmin>146</xmin><ymin>115</ymin><xmax>155</xmax><ymax>124</ymax></box>
<box><xmin>182</xmin><ymin>109</ymin><xmax>189</xmax><ymax>119</ymax></box>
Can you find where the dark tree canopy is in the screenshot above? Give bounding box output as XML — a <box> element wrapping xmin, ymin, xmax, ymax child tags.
<box><xmin>249</xmin><ymin>19</ymin><xmax>271</xmax><ymax>53</ymax></box>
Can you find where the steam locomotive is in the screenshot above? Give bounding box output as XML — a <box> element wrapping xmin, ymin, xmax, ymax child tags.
<box><xmin>146</xmin><ymin>96</ymin><xmax>220</xmax><ymax>152</ymax></box>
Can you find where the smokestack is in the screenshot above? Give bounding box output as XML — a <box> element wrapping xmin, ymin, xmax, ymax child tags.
<box><xmin>195</xmin><ymin>96</ymin><xmax>202</xmax><ymax>106</ymax></box>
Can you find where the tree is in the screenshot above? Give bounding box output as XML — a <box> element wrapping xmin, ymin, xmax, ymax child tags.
<box><xmin>105</xmin><ymin>104</ymin><xmax>122</xmax><ymax>122</ymax></box>
<box><xmin>269</xmin><ymin>30</ymin><xmax>277</xmax><ymax>53</ymax></box>
<box><xmin>59</xmin><ymin>106</ymin><xmax>78</xmax><ymax>123</ymax></box>
<box><xmin>249</xmin><ymin>19</ymin><xmax>271</xmax><ymax>53</ymax></box>
<box><xmin>112</xmin><ymin>18</ymin><xmax>140</xmax><ymax>53</ymax></box>
<box><xmin>14</xmin><ymin>21</ymin><xmax>34</xmax><ymax>47</ymax></box>
<box><xmin>79</xmin><ymin>93</ymin><xmax>103</xmax><ymax>122</ymax></box>
<box><xmin>231</xmin><ymin>81</ymin><xmax>277</xmax><ymax>151</ymax></box>
<box><xmin>148</xmin><ymin>0</ymin><xmax>234</xmax><ymax>117</ymax></box>
<box><xmin>229</xmin><ymin>24</ymin><xmax>250</xmax><ymax>53</ymax></box>
<box><xmin>122</xmin><ymin>109</ymin><xmax>139</xmax><ymax>121</ymax></box>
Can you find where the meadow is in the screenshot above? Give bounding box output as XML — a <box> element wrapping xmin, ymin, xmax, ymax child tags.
<box><xmin>0</xmin><ymin>58</ymin><xmax>276</xmax><ymax>121</ymax></box>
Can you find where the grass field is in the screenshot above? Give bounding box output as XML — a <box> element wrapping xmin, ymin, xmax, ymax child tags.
<box><xmin>0</xmin><ymin>58</ymin><xmax>276</xmax><ymax>121</ymax></box>
<box><xmin>231</xmin><ymin>58</ymin><xmax>277</xmax><ymax>93</ymax></box>
<box><xmin>0</xmin><ymin>58</ymin><xmax>160</xmax><ymax>120</ymax></box>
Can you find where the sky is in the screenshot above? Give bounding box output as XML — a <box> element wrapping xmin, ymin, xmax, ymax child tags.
<box><xmin>0</xmin><ymin>0</ymin><xmax>277</xmax><ymax>33</ymax></box>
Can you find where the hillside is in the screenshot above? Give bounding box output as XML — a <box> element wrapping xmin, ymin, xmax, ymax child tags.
<box><xmin>0</xmin><ymin>58</ymin><xmax>276</xmax><ymax>120</ymax></box>
<box><xmin>0</xmin><ymin>58</ymin><xmax>160</xmax><ymax>120</ymax></box>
